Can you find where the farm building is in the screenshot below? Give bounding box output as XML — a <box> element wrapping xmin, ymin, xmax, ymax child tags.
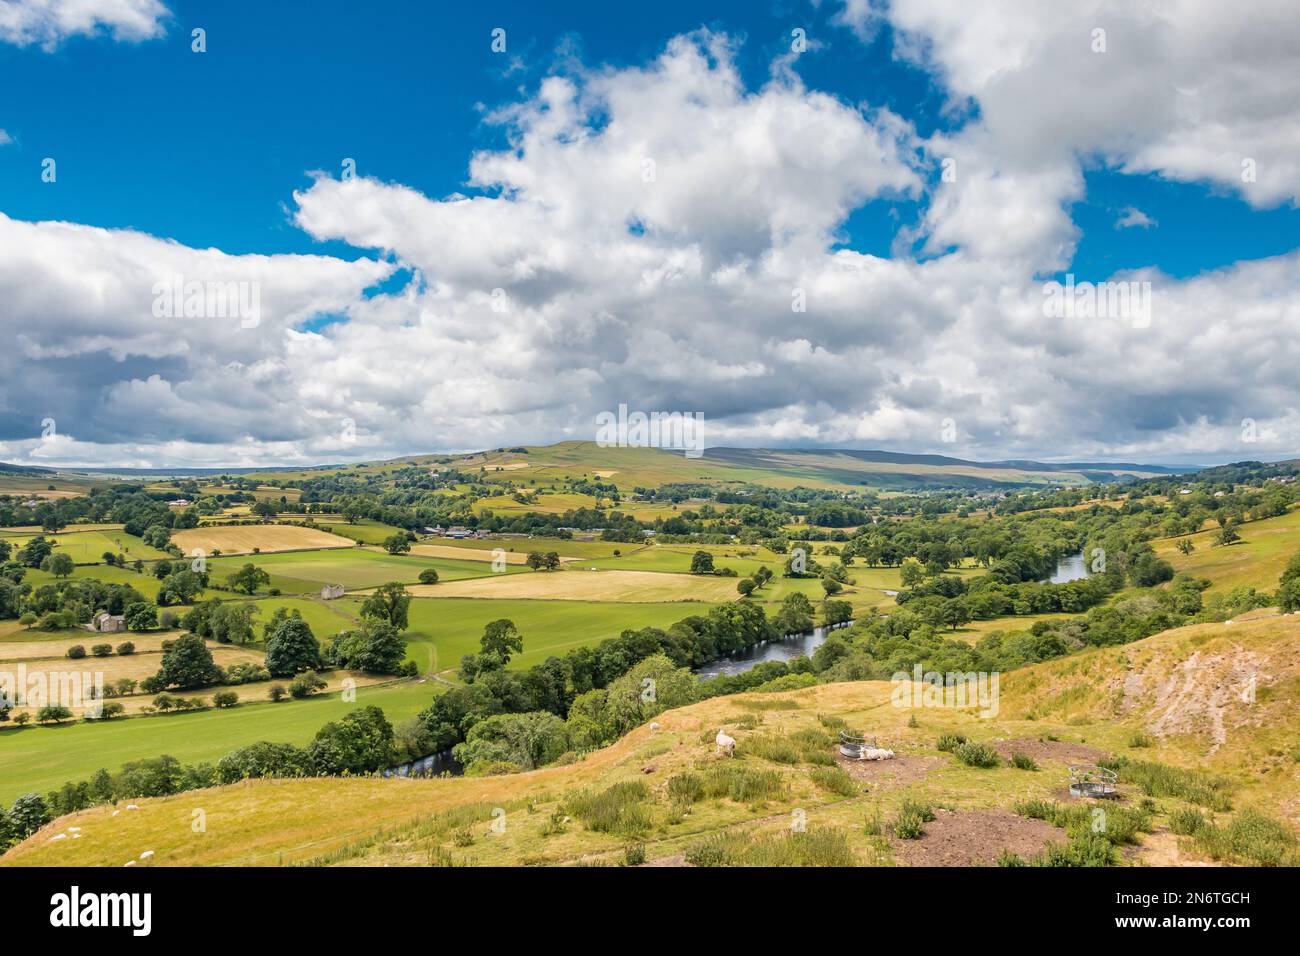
<box><xmin>320</xmin><ymin>584</ymin><xmax>346</xmax><ymax>600</ymax></box>
<box><xmin>87</xmin><ymin>613</ymin><xmax>126</xmax><ymax>633</ymax></box>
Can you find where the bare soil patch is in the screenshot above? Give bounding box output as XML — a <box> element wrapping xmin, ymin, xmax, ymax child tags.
<box><xmin>890</xmin><ymin>808</ymin><xmax>1064</xmax><ymax>867</ymax></box>
<box><xmin>991</xmin><ymin>738</ymin><xmax>1108</xmax><ymax>765</ymax></box>
<box><xmin>835</xmin><ymin>753</ymin><xmax>942</xmax><ymax>789</ymax></box>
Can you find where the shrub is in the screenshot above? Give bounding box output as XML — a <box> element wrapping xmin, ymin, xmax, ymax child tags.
<box><xmin>1128</xmin><ymin>731</ymin><xmax>1154</xmax><ymax>748</ymax></box>
<box><xmin>699</xmin><ymin>764</ymin><xmax>784</xmax><ymax>803</ymax></box>
<box><xmin>892</xmin><ymin>798</ymin><xmax>935</xmax><ymax>839</ymax></box>
<box><xmin>66</xmin><ymin>645</ymin><xmax>86</xmax><ymax>659</ymax></box>
<box><xmin>289</xmin><ymin>670</ymin><xmax>327</xmax><ymax>699</ymax></box>
<box><xmin>212</xmin><ymin>691</ymin><xmax>239</xmax><ymax>708</ymax></box>
<box><xmin>1010</xmin><ymin>752</ymin><xmax>1038</xmax><ymax>771</ymax></box>
<box><xmin>936</xmin><ymin>733</ymin><xmax>966</xmax><ymax>752</ymax></box>
<box><xmin>1101</xmin><ymin>757</ymin><xmax>1233</xmax><ymax>811</ymax></box>
<box><xmin>1191</xmin><ymin>809</ymin><xmax>1300</xmax><ymax>866</ymax></box>
<box><xmin>116</xmin><ymin>641</ymin><xmax>135</xmax><ymax>655</ymax></box>
<box><xmin>418</xmin><ymin>568</ymin><xmax>440</xmax><ymax>584</ymax></box>
<box><xmin>563</xmin><ymin>782</ymin><xmax>651</xmax><ymax>836</ymax></box>
<box><xmin>666</xmin><ymin>773</ymin><xmax>704</xmax><ymax>805</ymax></box>
<box><xmin>91</xmin><ymin>644</ymin><xmax>113</xmax><ymax>657</ymax></box>
<box><xmin>953</xmin><ymin>742</ymin><xmax>1000</xmax><ymax>768</ymax></box>
<box><xmin>268</xmin><ymin>684</ymin><xmax>288</xmax><ymax>702</ymax></box>
<box><xmin>816</xmin><ymin>713</ymin><xmax>847</xmax><ymax>731</ymax></box>
<box><xmin>36</xmin><ymin>705</ymin><xmax>73</xmax><ymax>724</ymax></box>
<box><xmin>623</xmin><ymin>843</ymin><xmax>646</xmax><ymax>866</ymax></box>
<box><xmin>809</xmin><ymin>766</ymin><xmax>857</xmax><ymax>796</ymax></box>
<box><xmin>1168</xmin><ymin>808</ymin><xmax>1207</xmax><ymax>836</ymax></box>
<box><xmin>686</xmin><ymin>827</ymin><xmax>855</xmax><ymax>867</ymax></box>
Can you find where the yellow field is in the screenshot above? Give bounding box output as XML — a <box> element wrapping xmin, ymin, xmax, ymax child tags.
<box><xmin>171</xmin><ymin>524</ymin><xmax>356</xmax><ymax>556</ymax></box>
<box><xmin>0</xmin><ymin>632</ymin><xmax>182</xmax><ymax>661</ymax></box>
<box><xmin>394</xmin><ymin>568</ymin><xmax>740</xmax><ymax>603</ymax></box>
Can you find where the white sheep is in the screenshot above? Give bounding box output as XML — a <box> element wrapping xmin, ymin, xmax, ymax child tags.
<box><xmin>123</xmin><ymin>860</ymin><xmax>136</xmax><ymax>867</ymax></box>
<box><xmin>139</xmin><ymin>850</ymin><xmax>154</xmax><ymax>859</ymax></box>
<box><xmin>715</xmin><ymin>729</ymin><xmax>736</xmax><ymax>757</ymax></box>
<box><xmin>649</xmin><ymin>722</ymin><xmax>661</xmax><ymax>731</ymax></box>
<box><xmin>125</xmin><ymin>804</ymin><xmax>139</xmax><ymax>811</ymax></box>
<box><xmin>863</xmin><ymin>747</ymin><xmax>895</xmax><ymax>761</ymax></box>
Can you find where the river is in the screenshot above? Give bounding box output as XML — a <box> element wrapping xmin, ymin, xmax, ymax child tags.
<box><xmin>1046</xmin><ymin>551</ymin><xmax>1089</xmax><ymax>583</ymax></box>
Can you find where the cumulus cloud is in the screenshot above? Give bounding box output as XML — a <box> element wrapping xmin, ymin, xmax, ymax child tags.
<box><xmin>3</xmin><ymin>21</ymin><xmax>1300</xmax><ymax>468</ymax></box>
<box><xmin>1116</xmin><ymin>206</ymin><xmax>1157</xmax><ymax>229</ymax></box>
<box><xmin>0</xmin><ymin>0</ymin><xmax>169</xmax><ymax>49</ymax></box>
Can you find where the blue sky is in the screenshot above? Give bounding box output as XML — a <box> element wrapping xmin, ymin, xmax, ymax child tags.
<box><xmin>1</xmin><ymin>0</ymin><xmax>1298</xmax><ymax>467</ymax></box>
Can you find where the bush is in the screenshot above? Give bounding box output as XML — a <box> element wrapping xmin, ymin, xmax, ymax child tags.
<box><xmin>1127</xmin><ymin>731</ymin><xmax>1154</xmax><ymax>748</ymax></box>
<box><xmin>1168</xmin><ymin>808</ymin><xmax>1207</xmax><ymax>836</ymax></box>
<box><xmin>809</xmin><ymin>765</ymin><xmax>857</xmax><ymax>796</ymax></box>
<box><xmin>623</xmin><ymin>843</ymin><xmax>646</xmax><ymax>866</ymax></box>
<box><xmin>116</xmin><ymin>641</ymin><xmax>135</xmax><ymax>655</ymax></box>
<box><xmin>935</xmin><ymin>733</ymin><xmax>967</xmax><ymax>752</ymax></box>
<box><xmin>36</xmin><ymin>705</ymin><xmax>73</xmax><ymax>724</ymax></box>
<box><xmin>91</xmin><ymin>644</ymin><xmax>113</xmax><ymax>657</ymax></box>
<box><xmin>268</xmin><ymin>684</ymin><xmax>288</xmax><ymax>702</ymax></box>
<box><xmin>289</xmin><ymin>671</ymin><xmax>327</xmax><ymax>699</ymax></box>
<box><xmin>953</xmin><ymin>742</ymin><xmax>1000</xmax><ymax>768</ymax></box>
<box><xmin>1101</xmin><ymin>757</ymin><xmax>1232</xmax><ymax>811</ymax></box>
<box><xmin>66</xmin><ymin>645</ymin><xmax>86</xmax><ymax>659</ymax></box>
<box><xmin>686</xmin><ymin>827</ymin><xmax>856</xmax><ymax>867</ymax></box>
<box><xmin>666</xmin><ymin>773</ymin><xmax>704</xmax><ymax>805</ymax></box>
<box><xmin>212</xmin><ymin>691</ymin><xmax>239</xmax><ymax>708</ymax></box>
<box><xmin>1010</xmin><ymin>752</ymin><xmax>1038</xmax><ymax>771</ymax></box>
<box><xmin>418</xmin><ymin>568</ymin><xmax>440</xmax><ymax>584</ymax></box>
<box><xmin>699</xmin><ymin>764</ymin><xmax>784</xmax><ymax>803</ymax></box>
<box><xmin>563</xmin><ymin>782</ymin><xmax>651</xmax><ymax>836</ymax></box>
<box><xmin>892</xmin><ymin>798</ymin><xmax>936</xmax><ymax>839</ymax></box>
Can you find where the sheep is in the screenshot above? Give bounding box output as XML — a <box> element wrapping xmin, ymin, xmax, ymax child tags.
<box><xmin>863</xmin><ymin>747</ymin><xmax>895</xmax><ymax>761</ymax></box>
<box><xmin>649</xmin><ymin>722</ymin><xmax>661</xmax><ymax>731</ymax></box>
<box><xmin>715</xmin><ymin>729</ymin><xmax>736</xmax><ymax>757</ymax></box>
<box><xmin>139</xmin><ymin>850</ymin><xmax>154</xmax><ymax>859</ymax></box>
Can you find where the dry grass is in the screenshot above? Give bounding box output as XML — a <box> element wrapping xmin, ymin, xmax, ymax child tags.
<box><xmin>393</xmin><ymin>568</ymin><xmax>739</xmax><ymax>603</ymax></box>
<box><xmin>171</xmin><ymin>525</ymin><xmax>356</xmax><ymax>556</ymax></box>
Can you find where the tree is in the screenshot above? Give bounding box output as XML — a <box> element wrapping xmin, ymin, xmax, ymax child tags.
<box><xmin>939</xmin><ymin>599</ymin><xmax>972</xmax><ymax>631</ymax></box>
<box><xmin>36</xmin><ymin>705</ymin><xmax>73</xmax><ymax>724</ymax></box>
<box><xmin>382</xmin><ymin>533</ymin><xmax>412</xmax><ymax>555</ymax></box>
<box><xmin>1279</xmin><ymin>552</ymin><xmax>1300</xmax><ymax>612</ymax></box>
<box><xmin>328</xmin><ymin>620</ymin><xmax>407</xmax><ymax>674</ymax></box>
<box><xmin>689</xmin><ymin>550</ymin><xmax>715</xmax><ymax>575</ymax></box>
<box><xmin>418</xmin><ymin>568</ymin><xmax>439</xmax><ymax>584</ymax></box>
<box><xmin>900</xmin><ymin>559</ymin><xmax>926</xmax><ymax>589</ymax></box>
<box><xmin>227</xmin><ymin>563</ymin><xmax>270</xmax><ymax>595</ymax></box>
<box><xmin>158</xmin><ymin>569</ymin><xmax>204</xmax><ymax>605</ymax></box>
<box><xmin>453</xmin><ymin>711</ymin><xmax>569</xmax><ymax>771</ymax></box>
<box><xmin>212</xmin><ymin>691</ymin><xmax>239</xmax><ymax>708</ymax></box>
<box><xmin>307</xmin><ymin>705</ymin><xmax>395</xmax><ymax>775</ymax></box>
<box><xmin>737</xmin><ymin>578</ymin><xmax>756</xmax><ymax>597</ymax></box>
<box><xmin>480</xmin><ymin>618</ymin><xmax>524</xmax><ymax>665</ymax></box>
<box><xmin>251</xmin><ymin>500</ymin><xmax>278</xmax><ymax>520</ymax></box>
<box><xmin>820</xmin><ymin>576</ymin><xmax>843</xmax><ymax>598</ymax></box>
<box><xmin>209</xmin><ymin>601</ymin><xmax>258</xmax><ymax>644</ymax></box>
<box><xmin>359</xmin><ymin>582</ymin><xmax>411</xmax><ymax>631</ymax></box>
<box><xmin>124</xmin><ymin>602</ymin><xmax>158</xmax><ymax>632</ymax></box>
<box><xmin>8</xmin><ymin>793</ymin><xmax>50</xmax><ymax>840</ymax></box>
<box><xmin>265</xmin><ymin>617</ymin><xmax>321</xmax><ymax>677</ymax></box>
<box><xmin>1176</xmin><ymin>538</ymin><xmax>1195</xmax><ymax>555</ymax></box>
<box><xmin>268</xmin><ymin>684</ymin><xmax>288</xmax><ymax>702</ymax></box>
<box><xmin>774</xmin><ymin>592</ymin><xmax>815</xmax><ymax>635</ymax></box>
<box><xmin>525</xmin><ymin>551</ymin><xmax>545</xmax><ymax>570</ymax></box>
<box><xmin>543</xmin><ymin>551</ymin><xmax>561</xmax><ymax>571</ymax></box>
<box><xmin>42</xmin><ymin>552</ymin><xmax>75</xmax><ymax>579</ymax></box>
<box><xmin>155</xmin><ymin>634</ymin><xmax>223</xmax><ymax>689</ymax></box>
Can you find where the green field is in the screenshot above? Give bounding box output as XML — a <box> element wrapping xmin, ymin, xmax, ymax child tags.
<box><xmin>5</xmin><ymin>528</ymin><xmax>168</xmax><ymax>564</ymax></box>
<box><xmin>317</xmin><ymin>518</ymin><xmax>411</xmax><ymax>545</ymax></box>
<box><xmin>429</xmin><ymin>536</ymin><xmax>632</xmax><ymax>559</ymax></box>
<box><xmin>0</xmin><ymin>680</ymin><xmax>437</xmax><ymax>805</ymax></box>
<box><xmin>336</xmin><ymin>596</ymin><xmax>721</xmax><ymax>674</ymax></box>
<box><xmin>1155</xmin><ymin>506</ymin><xmax>1300</xmax><ymax>593</ymax></box>
<box><xmin>22</xmin><ymin>563</ymin><xmax>165</xmax><ymax>599</ymax></box>
<box><xmin>205</xmin><ymin>547</ymin><xmax>521</xmax><ymax>594</ymax></box>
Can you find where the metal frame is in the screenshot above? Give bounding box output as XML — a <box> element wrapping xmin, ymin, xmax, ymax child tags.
<box><xmin>1068</xmin><ymin>764</ymin><xmax>1118</xmax><ymax>799</ymax></box>
<box><xmin>838</xmin><ymin>730</ymin><xmax>878</xmax><ymax>760</ymax></box>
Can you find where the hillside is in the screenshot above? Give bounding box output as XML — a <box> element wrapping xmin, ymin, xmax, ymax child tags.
<box><xmin>8</xmin><ymin>612</ymin><xmax>1297</xmax><ymax>868</ymax></box>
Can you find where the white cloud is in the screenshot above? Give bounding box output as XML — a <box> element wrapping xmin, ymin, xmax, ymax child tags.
<box><xmin>0</xmin><ymin>0</ymin><xmax>168</xmax><ymax>49</ymax></box>
<box><xmin>3</xmin><ymin>24</ymin><xmax>1300</xmax><ymax>468</ymax></box>
<box><xmin>1116</xmin><ymin>206</ymin><xmax>1156</xmax><ymax>229</ymax></box>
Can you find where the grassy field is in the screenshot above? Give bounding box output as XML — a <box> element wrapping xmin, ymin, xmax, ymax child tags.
<box><xmin>428</xmin><ymin>536</ymin><xmax>631</xmax><ymax>559</ymax></box>
<box><xmin>318</xmin><ymin>518</ymin><xmax>411</xmax><ymax>546</ymax></box>
<box><xmin>22</xmin><ymin>563</ymin><xmax>164</xmax><ymax>599</ymax></box>
<box><xmin>171</xmin><ymin>525</ymin><xmax>356</xmax><ymax>556</ymax></box>
<box><xmin>14</xmin><ymin>611</ymin><xmax>1296</xmax><ymax>867</ymax></box>
<box><xmin>1154</xmin><ymin>507</ymin><xmax>1300</xmax><ymax>593</ymax></box>
<box><xmin>0</xmin><ymin>679</ymin><xmax>436</xmax><ymax>806</ymax></box>
<box><xmin>398</xmin><ymin>568</ymin><xmax>741</xmax><ymax>603</ymax></box>
<box><xmin>5</xmin><ymin>528</ymin><xmax>167</xmax><ymax>564</ymax></box>
<box><xmin>371</xmin><ymin>596</ymin><xmax>721</xmax><ymax>674</ymax></box>
<box><xmin>205</xmin><ymin>547</ymin><xmax>517</xmax><ymax>594</ymax></box>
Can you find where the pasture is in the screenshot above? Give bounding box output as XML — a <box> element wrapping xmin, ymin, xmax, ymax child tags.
<box><xmin>171</xmin><ymin>524</ymin><xmax>357</xmax><ymax>556</ymax></box>
<box><xmin>351</xmin><ymin>596</ymin><xmax>722</xmax><ymax>674</ymax></box>
<box><xmin>5</xmin><ymin>528</ymin><xmax>168</xmax><ymax>564</ymax></box>
<box><xmin>1154</xmin><ymin>507</ymin><xmax>1300</xmax><ymax>593</ymax></box>
<box><xmin>0</xmin><ymin>679</ymin><xmax>436</xmax><ymax>805</ymax></box>
<box><xmin>396</xmin><ymin>568</ymin><xmax>740</xmax><ymax>603</ymax></box>
<box><xmin>205</xmin><ymin>547</ymin><xmax>514</xmax><ymax>594</ymax></box>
